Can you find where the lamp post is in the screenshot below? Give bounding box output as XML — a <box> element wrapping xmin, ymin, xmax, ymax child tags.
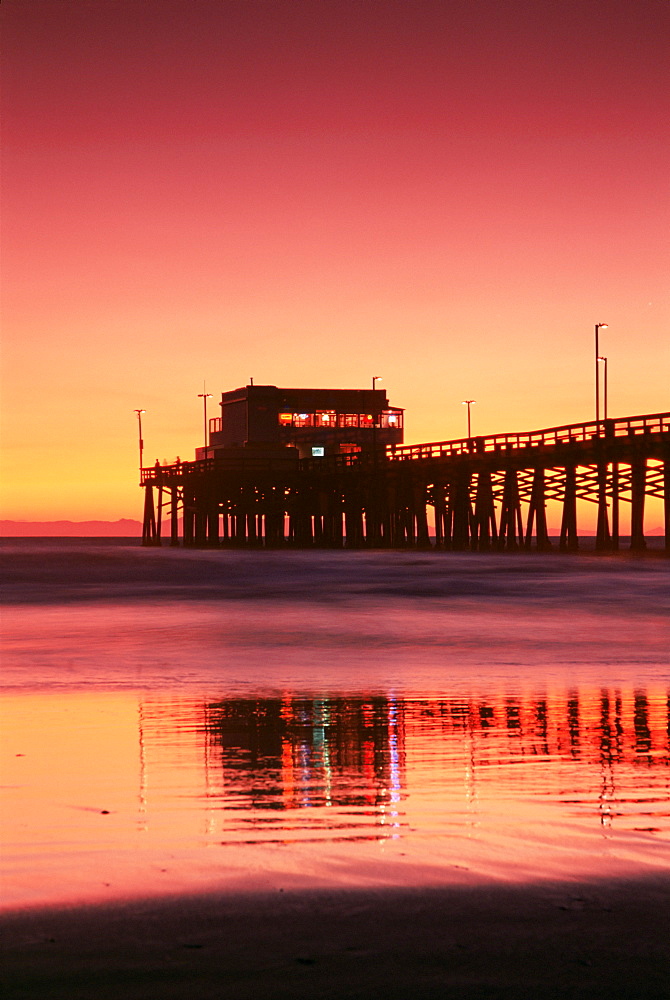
<box><xmin>134</xmin><ymin>409</ymin><xmax>145</xmax><ymax>473</ymax></box>
<box><xmin>372</xmin><ymin>375</ymin><xmax>382</xmax><ymax>391</ymax></box>
<box><xmin>198</xmin><ymin>387</ymin><xmax>213</xmax><ymax>453</ymax></box>
<box><xmin>462</xmin><ymin>400</ymin><xmax>476</xmax><ymax>438</ymax></box>
<box><xmin>598</xmin><ymin>356</ymin><xmax>608</xmax><ymax>420</ymax></box>
<box><xmin>595</xmin><ymin>323</ymin><xmax>608</xmax><ymax>424</ymax></box>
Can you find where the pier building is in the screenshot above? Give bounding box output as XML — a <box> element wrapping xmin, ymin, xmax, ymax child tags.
<box><xmin>198</xmin><ymin>384</ymin><xmax>404</xmax><ymax>460</ymax></box>
<box><xmin>140</xmin><ymin>388</ymin><xmax>669</xmax><ymax>553</ymax></box>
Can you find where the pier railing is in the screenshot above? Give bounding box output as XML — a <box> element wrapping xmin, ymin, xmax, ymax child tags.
<box><xmin>386</xmin><ymin>412</ymin><xmax>670</xmax><ymax>463</ymax></box>
<box><xmin>139</xmin><ymin>410</ymin><xmax>669</xmax><ymax>551</ymax></box>
<box><xmin>140</xmin><ymin>411</ymin><xmax>670</xmax><ymax>483</ymax></box>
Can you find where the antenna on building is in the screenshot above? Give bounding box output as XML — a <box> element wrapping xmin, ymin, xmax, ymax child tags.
<box><xmin>250</xmin><ymin>377</ymin><xmax>254</xmax><ymax>386</ymax></box>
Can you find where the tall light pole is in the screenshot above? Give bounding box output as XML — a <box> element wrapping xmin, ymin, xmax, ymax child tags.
<box><xmin>462</xmin><ymin>400</ymin><xmax>476</xmax><ymax>438</ymax></box>
<box><xmin>595</xmin><ymin>323</ymin><xmax>608</xmax><ymax>423</ymax></box>
<box><xmin>598</xmin><ymin>356</ymin><xmax>608</xmax><ymax>420</ymax></box>
<box><xmin>134</xmin><ymin>409</ymin><xmax>145</xmax><ymax>472</ymax></box>
<box><xmin>372</xmin><ymin>375</ymin><xmax>382</xmax><ymax>391</ymax></box>
<box><xmin>198</xmin><ymin>386</ymin><xmax>213</xmax><ymax>453</ymax></box>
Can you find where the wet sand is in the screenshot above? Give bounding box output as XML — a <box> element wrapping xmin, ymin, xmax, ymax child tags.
<box><xmin>3</xmin><ymin>877</ymin><xmax>670</xmax><ymax>999</ymax></box>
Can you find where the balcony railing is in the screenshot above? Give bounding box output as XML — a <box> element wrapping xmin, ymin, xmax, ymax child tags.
<box><xmin>141</xmin><ymin>412</ymin><xmax>669</xmax><ymax>483</ymax></box>
<box><xmin>386</xmin><ymin>412</ymin><xmax>670</xmax><ymax>463</ymax></box>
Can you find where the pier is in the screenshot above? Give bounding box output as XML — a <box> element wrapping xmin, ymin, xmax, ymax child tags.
<box><xmin>140</xmin><ymin>400</ymin><xmax>669</xmax><ymax>553</ymax></box>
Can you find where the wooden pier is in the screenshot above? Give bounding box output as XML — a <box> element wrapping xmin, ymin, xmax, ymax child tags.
<box><xmin>140</xmin><ymin>411</ymin><xmax>670</xmax><ymax>552</ymax></box>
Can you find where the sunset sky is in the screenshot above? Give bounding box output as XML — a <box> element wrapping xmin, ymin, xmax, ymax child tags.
<box><xmin>2</xmin><ymin>0</ymin><xmax>668</xmax><ymax>522</ymax></box>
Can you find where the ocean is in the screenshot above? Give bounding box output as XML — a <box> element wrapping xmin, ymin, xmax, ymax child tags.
<box><xmin>2</xmin><ymin>540</ymin><xmax>669</xmax><ymax>910</ymax></box>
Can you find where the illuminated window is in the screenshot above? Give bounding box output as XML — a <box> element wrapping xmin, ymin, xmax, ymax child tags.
<box><xmin>293</xmin><ymin>412</ymin><xmax>313</xmax><ymax>427</ymax></box>
<box><xmin>381</xmin><ymin>410</ymin><xmax>403</xmax><ymax>429</ymax></box>
<box><xmin>278</xmin><ymin>412</ymin><xmax>293</xmax><ymax>425</ymax></box>
<box><xmin>311</xmin><ymin>446</ymin><xmax>325</xmax><ymax>457</ymax></box>
<box><xmin>316</xmin><ymin>410</ymin><xmax>336</xmax><ymax>427</ymax></box>
<box><xmin>359</xmin><ymin>413</ymin><xmax>375</xmax><ymax>427</ymax></box>
<box><xmin>338</xmin><ymin>413</ymin><xmax>359</xmax><ymax>428</ymax></box>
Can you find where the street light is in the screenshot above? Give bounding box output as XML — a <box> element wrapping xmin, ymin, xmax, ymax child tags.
<box><xmin>198</xmin><ymin>387</ymin><xmax>213</xmax><ymax>453</ymax></box>
<box><xmin>372</xmin><ymin>375</ymin><xmax>382</xmax><ymax>391</ymax></box>
<box><xmin>598</xmin><ymin>356</ymin><xmax>608</xmax><ymax>420</ymax></box>
<box><xmin>595</xmin><ymin>323</ymin><xmax>608</xmax><ymax>423</ymax></box>
<box><xmin>134</xmin><ymin>409</ymin><xmax>145</xmax><ymax>472</ymax></box>
<box><xmin>462</xmin><ymin>400</ymin><xmax>476</xmax><ymax>438</ymax></box>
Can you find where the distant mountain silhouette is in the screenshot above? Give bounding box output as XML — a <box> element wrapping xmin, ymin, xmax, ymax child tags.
<box><xmin>1</xmin><ymin>519</ymin><xmax>663</xmax><ymax>539</ymax></box>
<box><xmin>1</xmin><ymin>519</ymin><xmax>142</xmax><ymax>537</ymax></box>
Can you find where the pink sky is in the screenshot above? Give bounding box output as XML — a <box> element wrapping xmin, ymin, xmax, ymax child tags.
<box><xmin>2</xmin><ymin>0</ymin><xmax>668</xmax><ymax>522</ymax></box>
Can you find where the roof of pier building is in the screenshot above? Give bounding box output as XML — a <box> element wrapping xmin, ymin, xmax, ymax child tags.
<box><xmin>203</xmin><ymin>384</ymin><xmax>404</xmax><ymax>460</ymax></box>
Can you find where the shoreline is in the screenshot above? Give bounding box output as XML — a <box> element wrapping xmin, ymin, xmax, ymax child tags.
<box><xmin>3</xmin><ymin>876</ymin><xmax>670</xmax><ymax>999</ymax></box>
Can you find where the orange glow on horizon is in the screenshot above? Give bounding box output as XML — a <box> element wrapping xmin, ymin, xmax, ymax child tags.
<box><xmin>1</xmin><ymin>1</ymin><xmax>668</xmax><ymax>523</ymax></box>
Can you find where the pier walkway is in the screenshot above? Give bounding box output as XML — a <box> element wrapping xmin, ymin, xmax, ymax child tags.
<box><xmin>140</xmin><ymin>411</ymin><xmax>670</xmax><ymax>552</ymax></box>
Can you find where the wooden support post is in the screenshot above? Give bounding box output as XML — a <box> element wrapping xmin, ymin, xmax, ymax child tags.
<box><xmin>317</xmin><ymin>492</ymin><xmax>330</xmax><ymax>547</ymax></box>
<box><xmin>414</xmin><ymin>482</ymin><xmax>430</xmax><ymax>548</ymax></box>
<box><xmin>141</xmin><ymin>485</ymin><xmax>158</xmax><ymax>546</ymax></box>
<box><xmin>610</xmin><ymin>462</ymin><xmax>620</xmax><ymax>551</ymax></box>
<box><xmin>366</xmin><ymin>477</ymin><xmax>385</xmax><ymax>547</ymax></box>
<box><xmin>630</xmin><ymin>457</ymin><xmax>647</xmax><ymax>551</ymax></box>
<box><xmin>194</xmin><ymin>507</ymin><xmax>208</xmax><ymax>546</ymax></box>
<box><xmin>559</xmin><ymin>465</ymin><xmax>578</xmax><ymax>551</ymax></box>
<box><xmin>265</xmin><ymin>510</ymin><xmax>280</xmax><ymax>547</ymax></box>
<box><xmin>207</xmin><ymin>505</ymin><xmax>219</xmax><ymax>546</ymax></box>
<box><xmin>155</xmin><ymin>486</ymin><xmax>163</xmax><ymax>546</ymax></box>
<box><xmin>345</xmin><ymin>505</ymin><xmax>364</xmax><ymax>548</ymax></box>
<box><xmin>595</xmin><ymin>461</ymin><xmax>611</xmax><ymax>551</ymax></box>
<box><xmin>183</xmin><ymin>495</ymin><xmax>195</xmax><ymax>546</ymax></box>
<box><xmin>498</xmin><ymin>468</ymin><xmax>522</xmax><ymax>550</ymax></box>
<box><xmin>451</xmin><ymin>470</ymin><xmax>472</xmax><ymax>550</ymax></box>
<box><xmin>170</xmin><ymin>486</ymin><xmax>180</xmax><ymax>546</ymax></box>
<box><xmin>525</xmin><ymin>467</ymin><xmax>551</xmax><ymax>551</ymax></box>
<box><xmin>246</xmin><ymin>511</ymin><xmax>257</xmax><ymax>546</ymax></box>
<box><xmin>473</xmin><ymin>469</ymin><xmax>496</xmax><ymax>551</ymax></box>
<box><xmin>433</xmin><ymin>486</ymin><xmax>446</xmax><ymax>549</ymax></box>
<box><xmin>664</xmin><ymin>448</ymin><xmax>670</xmax><ymax>555</ymax></box>
<box><xmin>405</xmin><ymin>502</ymin><xmax>415</xmax><ymax>546</ymax></box>
<box><xmin>333</xmin><ymin>502</ymin><xmax>344</xmax><ymax>548</ymax></box>
<box><xmin>442</xmin><ymin>483</ymin><xmax>455</xmax><ymax>550</ymax></box>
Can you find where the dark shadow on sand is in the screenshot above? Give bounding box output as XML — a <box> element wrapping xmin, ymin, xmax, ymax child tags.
<box><xmin>2</xmin><ymin>875</ymin><xmax>669</xmax><ymax>999</ymax></box>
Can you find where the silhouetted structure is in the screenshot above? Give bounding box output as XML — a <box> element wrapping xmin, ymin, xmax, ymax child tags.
<box><xmin>141</xmin><ymin>396</ymin><xmax>669</xmax><ymax>552</ymax></box>
<box><xmin>200</xmin><ymin>384</ymin><xmax>403</xmax><ymax>460</ymax></box>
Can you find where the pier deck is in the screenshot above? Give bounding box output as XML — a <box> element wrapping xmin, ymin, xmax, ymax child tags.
<box><xmin>140</xmin><ymin>411</ymin><xmax>670</xmax><ymax>552</ymax></box>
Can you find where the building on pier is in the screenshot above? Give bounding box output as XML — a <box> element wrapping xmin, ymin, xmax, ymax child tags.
<box><xmin>198</xmin><ymin>384</ymin><xmax>404</xmax><ymax>461</ymax></box>
<box><xmin>141</xmin><ymin>405</ymin><xmax>669</xmax><ymax>552</ymax></box>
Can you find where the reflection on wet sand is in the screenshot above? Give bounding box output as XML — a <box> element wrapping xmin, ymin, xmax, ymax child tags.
<box><xmin>2</xmin><ymin>682</ymin><xmax>669</xmax><ymax>910</ymax></box>
<box><xmin>139</xmin><ymin>686</ymin><xmax>669</xmax><ymax>845</ymax></box>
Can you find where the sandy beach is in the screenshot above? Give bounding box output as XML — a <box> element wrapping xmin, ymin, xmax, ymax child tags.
<box><xmin>3</xmin><ymin>876</ymin><xmax>670</xmax><ymax>999</ymax></box>
<box><xmin>3</xmin><ymin>544</ymin><xmax>668</xmax><ymax>997</ymax></box>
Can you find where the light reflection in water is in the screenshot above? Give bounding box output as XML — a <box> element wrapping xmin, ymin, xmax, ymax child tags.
<box><xmin>2</xmin><ymin>684</ymin><xmax>668</xmax><ymax>909</ymax></box>
<box><xmin>136</xmin><ymin>686</ymin><xmax>669</xmax><ymax>844</ymax></box>
<box><xmin>196</xmin><ymin>695</ymin><xmax>407</xmax><ymax>842</ymax></box>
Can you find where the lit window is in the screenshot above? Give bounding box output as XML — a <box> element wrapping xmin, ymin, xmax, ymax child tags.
<box><xmin>316</xmin><ymin>410</ymin><xmax>336</xmax><ymax>426</ymax></box>
<box><xmin>311</xmin><ymin>446</ymin><xmax>325</xmax><ymax>457</ymax></box>
<box><xmin>278</xmin><ymin>412</ymin><xmax>293</xmax><ymax>425</ymax></box>
<box><xmin>293</xmin><ymin>413</ymin><xmax>313</xmax><ymax>427</ymax></box>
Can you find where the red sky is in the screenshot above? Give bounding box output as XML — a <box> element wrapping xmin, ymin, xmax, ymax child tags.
<box><xmin>2</xmin><ymin>0</ymin><xmax>668</xmax><ymax>522</ymax></box>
